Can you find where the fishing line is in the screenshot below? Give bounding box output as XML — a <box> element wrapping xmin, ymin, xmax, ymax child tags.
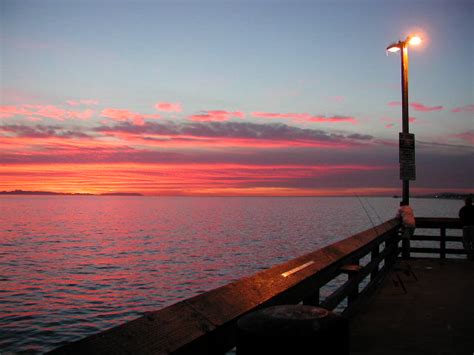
<box><xmin>354</xmin><ymin>194</ymin><xmax>379</xmax><ymax>234</ymax></box>
<box><xmin>363</xmin><ymin>197</ymin><xmax>384</xmax><ymax>225</ymax></box>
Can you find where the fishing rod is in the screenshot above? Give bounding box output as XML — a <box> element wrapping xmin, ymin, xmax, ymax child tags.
<box><xmin>363</xmin><ymin>196</ymin><xmax>384</xmax><ymax>225</ymax></box>
<box><xmin>354</xmin><ymin>194</ymin><xmax>379</xmax><ymax>234</ymax></box>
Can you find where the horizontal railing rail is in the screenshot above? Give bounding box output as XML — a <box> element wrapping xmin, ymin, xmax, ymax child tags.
<box><xmin>50</xmin><ymin>219</ymin><xmax>401</xmax><ymax>355</ymax></box>
<box><xmin>405</xmin><ymin>217</ymin><xmax>465</xmax><ymax>259</ymax></box>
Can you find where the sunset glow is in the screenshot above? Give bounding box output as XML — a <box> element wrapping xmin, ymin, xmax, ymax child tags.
<box><xmin>1</xmin><ymin>1</ymin><xmax>472</xmax><ymax>196</ymax></box>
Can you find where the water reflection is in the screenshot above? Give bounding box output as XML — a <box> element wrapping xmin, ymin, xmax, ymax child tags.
<box><xmin>0</xmin><ymin>196</ymin><xmax>461</xmax><ymax>353</ymax></box>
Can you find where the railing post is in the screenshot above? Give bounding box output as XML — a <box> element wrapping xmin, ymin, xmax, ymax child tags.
<box><xmin>303</xmin><ymin>288</ymin><xmax>320</xmax><ymax>306</ymax></box>
<box><xmin>371</xmin><ymin>245</ymin><xmax>380</xmax><ymax>281</ymax></box>
<box><xmin>440</xmin><ymin>227</ymin><xmax>446</xmax><ymax>259</ymax></box>
<box><xmin>340</xmin><ymin>263</ymin><xmax>361</xmax><ymax>307</ymax></box>
<box><xmin>402</xmin><ymin>238</ymin><xmax>410</xmax><ymax>259</ymax></box>
<box><xmin>385</xmin><ymin>232</ymin><xmax>399</xmax><ymax>267</ymax></box>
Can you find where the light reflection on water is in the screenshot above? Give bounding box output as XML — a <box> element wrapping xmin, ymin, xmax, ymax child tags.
<box><xmin>0</xmin><ymin>196</ymin><xmax>462</xmax><ymax>353</ymax></box>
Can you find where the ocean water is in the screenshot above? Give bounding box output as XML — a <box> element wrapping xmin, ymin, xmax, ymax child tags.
<box><xmin>0</xmin><ymin>196</ymin><xmax>463</xmax><ymax>354</ymax></box>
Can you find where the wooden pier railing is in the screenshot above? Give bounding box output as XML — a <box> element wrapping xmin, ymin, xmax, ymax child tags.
<box><xmin>405</xmin><ymin>217</ymin><xmax>465</xmax><ymax>259</ymax></box>
<box><xmin>50</xmin><ymin>218</ymin><xmax>401</xmax><ymax>354</ymax></box>
<box><xmin>50</xmin><ymin>217</ymin><xmax>465</xmax><ymax>355</ymax></box>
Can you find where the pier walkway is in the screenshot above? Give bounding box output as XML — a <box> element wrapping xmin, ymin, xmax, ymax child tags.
<box><xmin>351</xmin><ymin>258</ymin><xmax>474</xmax><ymax>355</ymax></box>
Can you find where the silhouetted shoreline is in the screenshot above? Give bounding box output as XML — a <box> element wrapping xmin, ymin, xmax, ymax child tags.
<box><xmin>0</xmin><ymin>190</ymin><xmax>143</xmax><ymax>196</ymax></box>
<box><xmin>0</xmin><ymin>190</ymin><xmax>470</xmax><ymax>199</ymax></box>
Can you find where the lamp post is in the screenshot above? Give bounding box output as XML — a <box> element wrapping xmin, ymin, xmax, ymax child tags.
<box><xmin>387</xmin><ymin>35</ymin><xmax>422</xmax><ymax>205</ymax></box>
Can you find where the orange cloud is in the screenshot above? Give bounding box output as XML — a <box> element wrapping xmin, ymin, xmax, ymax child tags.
<box><xmin>0</xmin><ymin>162</ymin><xmax>390</xmax><ymax>196</ymax></box>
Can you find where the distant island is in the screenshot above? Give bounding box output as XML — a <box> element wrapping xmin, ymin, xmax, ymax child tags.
<box><xmin>393</xmin><ymin>192</ymin><xmax>471</xmax><ymax>200</ymax></box>
<box><xmin>0</xmin><ymin>190</ymin><xmax>143</xmax><ymax>196</ymax></box>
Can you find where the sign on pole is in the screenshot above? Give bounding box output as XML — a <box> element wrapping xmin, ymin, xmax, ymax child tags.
<box><xmin>399</xmin><ymin>132</ymin><xmax>416</xmax><ymax>180</ymax></box>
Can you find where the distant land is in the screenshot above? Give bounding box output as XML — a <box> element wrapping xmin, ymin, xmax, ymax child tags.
<box><xmin>0</xmin><ymin>190</ymin><xmax>143</xmax><ymax>196</ymax></box>
<box><xmin>0</xmin><ymin>190</ymin><xmax>471</xmax><ymax>199</ymax></box>
<box><xmin>394</xmin><ymin>193</ymin><xmax>471</xmax><ymax>200</ymax></box>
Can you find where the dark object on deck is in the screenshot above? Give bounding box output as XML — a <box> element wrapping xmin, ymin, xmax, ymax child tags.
<box><xmin>236</xmin><ymin>305</ymin><xmax>349</xmax><ymax>355</ymax></box>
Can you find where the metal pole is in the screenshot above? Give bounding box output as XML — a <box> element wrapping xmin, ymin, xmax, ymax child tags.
<box><xmin>401</xmin><ymin>43</ymin><xmax>410</xmax><ymax>205</ymax></box>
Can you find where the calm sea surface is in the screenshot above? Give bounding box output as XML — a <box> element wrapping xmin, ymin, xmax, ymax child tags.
<box><xmin>0</xmin><ymin>196</ymin><xmax>462</xmax><ymax>353</ymax></box>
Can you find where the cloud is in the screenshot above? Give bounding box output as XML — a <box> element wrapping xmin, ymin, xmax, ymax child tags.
<box><xmin>2</xmin><ymin>120</ymin><xmax>473</xmax><ymax>195</ymax></box>
<box><xmin>100</xmin><ymin>108</ymin><xmax>160</xmax><ymax>126</ymax></box>
<box><xmin>80</xmin><ymin>99</ymin><xmax>99</xmax><ymax>106</ymax></box>
<box><xmin>451</xmin><ymin>131</ymin><xmax>474</xmax><ymax>144</ymax></box>
<box><xmin>0</xmin><ymin>105</ymin><xmax>33</xmax><ymax>118</ymax></box>
<box><xmin>381</xmin><ymin>116</ymin><xmax>415</xmax><ymax>127</ymax></box>
<box><xmin>451</xmin><ymin>104</ymin><xmax>474</xmax><ymax>113</ymax></box>
<box><xmin>1</xmin><ymin>104</ymin><xmax>95</xmax><ymax>121</ymax></box>
<box><xmin>388</xmin><ymin>101</ymin><xmax>443</xmax><ymax>112</ymax></box>
<box><xmin>67</xmin><ymin>99</ymin><xmax>100</xmax><ymax>106</ymax></box>
<box><xmin>95</xmin><ymin>120</ymin><xmax>371</xmax><ymax>149</ymax></box>
<box><xmin>189</xmin><ymin>110</ymin><xmax>245</xmax><ymax>122</ymax></box>
<box><xmin>251</xmin><ymin>112</ymin><xmax>356</xmax><ymax>123</ymax></box>
<box><xmin>155</xmin><ymin>102</ymin><xmax>182</xmax><ymax>112</ymax></box>
<box><xmin>0</xmin><ymin>124</ymin><xmax>92</xmax><ymax>139</ymax></box>
<box><xmin>328</xmin><ymin>96</ymin><xmax>345</xmax><ymax>102</ymax></box>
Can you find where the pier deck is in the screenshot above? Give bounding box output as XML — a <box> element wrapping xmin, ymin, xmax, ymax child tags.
<box><xmin>350</xmin><ymin>258</ymin><xmax>474</xmax><ymax>355</ymax></box>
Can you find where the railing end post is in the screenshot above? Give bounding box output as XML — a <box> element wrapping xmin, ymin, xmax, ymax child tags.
<box><xmin>402</xmin><ymin>238</ymin><xmax>411</xmax><ymax>259</ymax></box>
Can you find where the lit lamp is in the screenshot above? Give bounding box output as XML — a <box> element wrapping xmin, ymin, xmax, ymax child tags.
<box><xmin>387</xmin><ymin>35</ymin><xmax>422</xmax><ymax>205</ymax></box>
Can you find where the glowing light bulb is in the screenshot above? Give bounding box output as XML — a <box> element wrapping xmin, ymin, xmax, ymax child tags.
<box><xmin>408</xmin><ymin>36</ymin><xmax>422</xmax><ymax>45</ymax></box>
<box><xmin>387</xmin><ymin>46</ymin><xmax>401</xmax><ymax>53</ymax></box>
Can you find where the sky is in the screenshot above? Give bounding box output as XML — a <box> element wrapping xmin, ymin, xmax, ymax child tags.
<box><xmin>1</xmin><ymin>0</ymin><xmax>473</xmax><ymax>196</ymax></box>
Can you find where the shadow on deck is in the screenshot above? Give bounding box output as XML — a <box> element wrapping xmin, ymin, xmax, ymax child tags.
<box><xmin>350</xmin><ymin>258</ymin><xmax>474</xmax><ymax>355</ymax></box>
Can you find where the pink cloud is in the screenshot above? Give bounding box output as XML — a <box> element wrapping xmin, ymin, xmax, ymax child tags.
<box><xmin>452</xmin><ymin>131</ymin><xmax>474</xmax><ymax>144</ymax></box>
<box><xmin>80</xmin><ymin>99</ymin><xmax>99</xmax><ymax>106</ymax></box>
<box><xmin>251</xmin><ymin>112</ymin><xmax>355</xmax><ymax>123</ymax></box>
<box><xmin>410</xmin><ymin>102</ymin><xmax>443</xmax><ymax>112</ymax></box>
<box><xmin>67</xmin><ymin>109</ymin><xmax>95</xmax><ymax>120</ymax></box>
<box><xmin>328</xmin><ymin>96</ymin><xmax>345</xmax><ymax>103</ymax></box>
<box><xmin>0</xmin><ymin>105</ymin><xmax>33</xmax><ymax>118</ymax></box>
<box><xmin>67</xmin><ymin>99</ymin><xmax>99</xmax><ymax>106</ymax></box>
<box><xmin>1</xmin><ymin>104</ymin><xmax>95</xmax><ymax>120</ymax></box>
<box><xmin>100</xmin><ymin>108</ymin><xmax>161</xmax><ymax>126</ymax></box>
<box><xmin>25</xmin><ymin>105</ymin><xmax>67</xmax><ymax>120</ymax></box>
<box><xmin>385</xmin><ymin>123</ymin><xmax>395</xmax><ymax>128</ymax></box>
<box><xmin>101</xmin><ymin>108</ymin><xmax>145</xmax><ymax>126</ymax></box>
<box><xmin>307</xmin><ymin>115</ymin><xmax>355</xmax><ymax>123</ymax></box>
<box><xmin>189</xmin><ymin>110</ymin><xmax>245</xmax><ymax>122</ymax></box>
<box><xmin>155</xmin><ymin>102</ymin><xmax>182</xmax><ymax>112</ymax></box>
<box><xmin>388</xmin><ymin>101</ymin><xmax>443</xmax><ymax>112</ymax></box>
<box><xmin>388</xmin><ymin>101</ymin><xmax>401</xmax><ymax>107</ymax></box>
<box><xmin>451</xmin><ymin>104</ymin><xmax>474</xmax><ymax>113</ymax></box>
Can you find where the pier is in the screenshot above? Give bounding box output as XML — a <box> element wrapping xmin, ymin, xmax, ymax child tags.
<box><xmin>50</xmin><ymin>217</ymin><xmax>472</xmax><ymax>354</ymax></box>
